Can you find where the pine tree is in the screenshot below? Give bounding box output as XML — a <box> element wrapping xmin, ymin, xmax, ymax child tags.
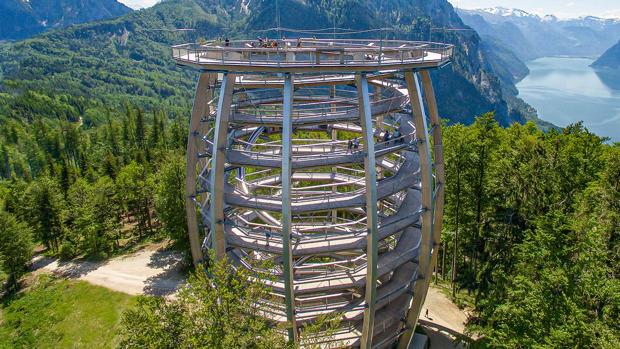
<box><xmin>26</xmin><ymin>177</ymin><xmax>65</xmax><ymax>253</ymax></box>
<box><xmin>116</xmin><ymin>162</ymin><xmax>154</xmax><ymax>239</ymax></box>
<box><xmin>154</xmin><ymin>154</ymin><xmax>187</xmax><ymax>248</ymax></box>
<box><xmin>0</xmin><ymin>211</ymin><xmax>34</xmax><ymax>290</ymax></box>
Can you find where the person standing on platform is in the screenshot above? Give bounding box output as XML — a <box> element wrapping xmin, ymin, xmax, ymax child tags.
<box><xmin>393</xmin><ymin>129</ymin><xmax>401</xmax><ymax>144</ymax></box>
<box><xmin>383</xmin><ymin>130</ymin><xmax>391</xmax><ymax>145</ymax></box>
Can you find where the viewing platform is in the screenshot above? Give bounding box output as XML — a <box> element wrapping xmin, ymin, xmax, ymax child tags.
<box><xmin>172</xmin><ymin>38</ymin><xmax>454</xmax><ymax>73</ymax></box>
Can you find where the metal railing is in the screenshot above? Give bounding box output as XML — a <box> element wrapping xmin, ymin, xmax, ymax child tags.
<box><xmin>171</xmin><ymin>38</ymin><xmax>453</xmax><ymax>70</ymax></box>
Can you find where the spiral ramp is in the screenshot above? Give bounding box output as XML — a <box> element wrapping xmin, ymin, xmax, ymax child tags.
<box><xmin>179</xmin><ymin>39</ymin><xmax>448</xmax><ymax>348</ymax></box>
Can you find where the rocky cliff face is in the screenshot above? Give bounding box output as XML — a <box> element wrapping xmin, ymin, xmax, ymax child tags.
<box><xmin>0</xmin><ymin>0</ymin><xmax>132</xmax><ymax>40</ymax></box>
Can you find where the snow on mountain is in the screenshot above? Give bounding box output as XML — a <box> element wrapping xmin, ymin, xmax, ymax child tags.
<box><xmin>542</xmin><ymin>15</ymin><xmax>558</xmax><ymax>23</ymax></box>
<box><xmin>472</xmin><ymin>7</ymin><xmax>620</xmax><ymax>23</ymax></box>
<box><xmin>478</xmin><ymin>7</ymin><xmax>539</xmax><ymax>19</ymax></box>
<box><xmin>458</xmin><ymin>7</ymin><xmax>620</xmax><ymax>60</ymax></box>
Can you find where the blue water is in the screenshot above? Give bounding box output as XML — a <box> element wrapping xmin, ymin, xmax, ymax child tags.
<box><xmin>517</xmin><ymin>57</ymin><xmax>620</xmax><ymax>142</ymax></box>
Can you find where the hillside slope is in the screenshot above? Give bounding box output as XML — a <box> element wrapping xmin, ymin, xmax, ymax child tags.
<box><xmin>592</xmin><ymin>40</ymin><xmax>620</xmax><ymax>69</ymax></box>
<box><xmin>0</xmin><ymin>0</ymin><xmax>132</xmax><ymax>40</ymax></box>
<box><xmin>0</xmin><ymin>0</ymin><xmax>535</xmax><ymax>125</ymax></box>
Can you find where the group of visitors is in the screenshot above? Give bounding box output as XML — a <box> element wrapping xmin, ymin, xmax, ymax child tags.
<box><xmin>346</xmin><ymin>129</ymin><xmax>403</xmax><ymax>153</ymax></box>
<box><xmin>347</xmin><ymin>138</ymin><xmax>360</xmax><ymax>153</ymax></box>
<box><xmin>245</xmin><ymin>37</ymin><xmax>304</xmax><ymax>49</ymax></box>
<box><xmin>382</xmin><ymin>129</ymin><xmax>402</xmax><ymax>145</ymax></box>
<box><xmin>221</xmin><ymin>37</ymin><xmax>304</xmax><ymax>49</ymax></box>
<box><xmin>255</xmin><ymin>37</ymin><xmax>279</xmax><ymax>48</ymax></box>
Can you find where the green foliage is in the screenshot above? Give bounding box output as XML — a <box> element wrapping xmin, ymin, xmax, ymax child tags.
<box><xmin>439</xmin><ymin>117</ymin><xmax>620</xmax><ymax>347</ymax></box>
<box><xmin>0</xmin><ymin>274</ymin><xmax>135</xmax><ymax>349</ymax></box>
<box><xmin>0</xmin><ymin>18</ymin><xmax>617</xmax><ymax>343</ymax></box>
<box><xmin>0</xmin><ymin>91</ymin><xmax>189</xmax><ymax>260</ymax></box>
<box><xmin>0</xmin><ymin>211</ymin><xmax>33</xmax><ymax>290</ymax></box>
<box><xmin>119</xmin><ymin>254</ymin><xmax>342</xmax><ymax>349</ymax></box>
<box><xmin>154</xmin><ymin>154</ymin><xmax>188</xmax><ymax>248</ymax></box>
<box><xmin>24</xmin><ymin>177</ymin><xmax>65</xmax><ymax>253</ymax></box>
<box><xmin>119</xmin><ymin>256</ymin><xmax>288</xmax><ymax>349</ymax></box>
<box><xmin>116</xmin><ymin>162</ymin><xmax>155</xmax><ymax>239</ymax></box>
<box><xmin>0</xmin><ymin>0</ymin><xmax>539</xmax><ymax>125</ymax></box>
<box><xmin>65</xmin><ymin>176</ymin><xmax>122</xmax><ymax>258</ymax></box>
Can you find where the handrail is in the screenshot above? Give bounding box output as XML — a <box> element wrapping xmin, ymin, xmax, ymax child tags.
<box><xmin>172</xmin><ymin>38</ymin><xmax>453</xmax><ymax>72</ymax></box>
<box><xmin>172</xmin><ymin>38</ymin><xmax>453</xmax><ymax>54</ymax></box>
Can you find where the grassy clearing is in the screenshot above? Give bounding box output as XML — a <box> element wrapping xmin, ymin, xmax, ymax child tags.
<box><xmin>0</xmin><ymin>274</ymin><xmax>135</xmax><ymax>349</ymax></box>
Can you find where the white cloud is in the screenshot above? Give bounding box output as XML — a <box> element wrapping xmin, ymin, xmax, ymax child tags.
<box><xmin>602</xmin><ymin>9</ymin><xmax>620</xmax><ymax>19</ymax></box>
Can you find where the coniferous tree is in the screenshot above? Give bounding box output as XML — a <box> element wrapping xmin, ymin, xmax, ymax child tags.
<box><xmin>443</xmin><ymin>123</ymin><xmax>474</xmax><ymax>297</ymax></box>
<box><xmin>116</xmin><ymin>162</ymin><xmax>154</xmax><ymax>239</ymax></box>
<box><xmin>26</xmin><ymin>177</ymin><xmax>65</xmax><ymax>253</ymax></box>
<box><xmin>0</xmin><ymin>144</ymin><xmax>10</xmax><ymax>178</ymax></box>
<box><xmin>154</xmin><ymin>154</ymin><xmax>187</xmax><ymax>248</ymax></box>
<box><xmin>0</xmin><ymin>211</ymin><xmax>34</xmax><ymax>290</ymax></box>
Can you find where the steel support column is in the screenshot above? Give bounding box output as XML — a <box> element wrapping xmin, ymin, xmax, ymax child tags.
<box><xmin>186</xmin><ymin>72</ymin><xmax>214</xmax><ymax>265</ymax></box>
<box><xmin>281</xmin><ymin>73</ymin><xmax>299</xmax><ymax>343</ymax></box>
<box><xmin>330</xmin><ymin>85</ymin><xmax>338</xmax><ymax>224</ymax></box>
<box><xmin>398</xmin><ymin>70</ymin><xmax>434</xmax><ymax>349</ymax></box>
<box><xmin>421</xmin><ymin>70</ymin><xmax>445</xmax><ymax>294</ymax></box>
<box><xmin>209</xmin><ymin>72</ymin><xmax>235</xmax><ymax>260</ymax></box>
<box><xmin>357</xmin><ymin>73</ymin><xmax>379</xmax><ymax>349</ymax></box>
<box><xmin>374</xmin><ymin>85</ymin><xmax>384</xmax><ymax>132</ymax></box>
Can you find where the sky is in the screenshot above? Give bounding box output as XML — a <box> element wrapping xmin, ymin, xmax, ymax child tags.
<box><xmin>118</xmin><ymin>0</ymin><xmax>620</xmax><ymax>19</ymax></box>
<box><xmin>448</xmin><ymin>0</ymin><xmax>620</xmax><ymax>18</ymax></box>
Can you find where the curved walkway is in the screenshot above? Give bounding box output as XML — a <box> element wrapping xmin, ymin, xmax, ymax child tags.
<box><xmin>223</xmin><ymin>150</ymin><xmax>420</xmax><ymax>213</ymax></box>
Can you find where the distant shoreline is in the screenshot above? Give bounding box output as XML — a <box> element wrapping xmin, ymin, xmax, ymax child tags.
<box><xmin>524</xmin><ymin>55</ymin><xmax>598</xmax><ymax>63</ymax></box>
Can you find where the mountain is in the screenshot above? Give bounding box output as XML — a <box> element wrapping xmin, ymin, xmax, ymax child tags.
<box><xmin>0</xmin><ymin>0</ymin><xmax>539</xmax><ymax>126</ymax></box>
<box><xmin>458</xmin><ymin>7</ymin><xmax>620</xmax><ymax>61</ymax></box>
<box><xmin>0</xmin><ymin>0</ymin><xmax>132</xmax><ymax>41</ymax></box>
<box><xmin>592</xmin><ymin>40</ymin><xmax>620</xmax><ymax>69</ymax></box>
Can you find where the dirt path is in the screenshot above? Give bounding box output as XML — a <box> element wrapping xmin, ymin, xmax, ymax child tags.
<box><xmin>30</xmin><ymin>249</ymin><xmax>468</xmax><ymax>348</ymax></box>
<box><xmin>31</xmin><ymin>247</ymin><xmax>186</xmax><ymax>296</ymax></box>
<box><xmin>420</xmin><ymin>286</ymin><xmax>469</xmax><ymax>349</ymax></box>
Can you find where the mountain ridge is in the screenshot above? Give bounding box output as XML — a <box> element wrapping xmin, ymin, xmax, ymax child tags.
<box><xmin>471</xmin><ymin>7</ymin><xmax>620</xmax><ymax>23</ymax></box>
<box><xmin>592</xmin><ymin>40</ymin><xmax>620</xmax><ymax>69</ymax></box>
<box><xmin>0</xmin><ymin>0</ymin><xmax>538</xmax><ymax>126</ymax></box>
<box><xmin>0</xmin><ymin>0</ymin><xmax>132</xmax><ymax>40</ymax></box>
<box><xmin>458</xmin><ymin>7</ymin><xmax>620</xmax><ymax>62</ymax></box>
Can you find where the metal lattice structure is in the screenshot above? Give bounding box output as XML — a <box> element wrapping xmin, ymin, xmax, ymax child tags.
<box><xmin>175</xmin><ymin>38</ymin><xmax>451</xmax><ymax>348</ymax></box>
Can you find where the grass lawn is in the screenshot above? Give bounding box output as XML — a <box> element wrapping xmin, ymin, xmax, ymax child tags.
<box><xmin>0</xmin><ymin>274</ymin><xmax>136</xmax><ymax>349</ymax></box>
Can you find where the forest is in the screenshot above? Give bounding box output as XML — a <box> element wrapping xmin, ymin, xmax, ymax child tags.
<box><xmin>0</xmin><ymin>89</ymin><xmax>190</xmax><ymax>285</ymax></box>
<box><xmin>439</xmin><ymin>114</ymin><xmax>619</xmax><ymax>347</ymax></box>
<box><xmin>0</xmin><ymin>87</ymin><xmax>618</xmax><ymax>348</ymax></box>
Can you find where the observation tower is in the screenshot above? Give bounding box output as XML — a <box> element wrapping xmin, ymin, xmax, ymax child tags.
<box><xmin>173</xmin><ymin>37</ymin><xmax>452</xmax><ymax>348</ymax></box>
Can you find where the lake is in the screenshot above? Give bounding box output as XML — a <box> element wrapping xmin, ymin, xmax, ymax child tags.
<box><xmin>517</xmin><ymin>57</ymin><xmax>620</xmax><ymax>142</ymax></box>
